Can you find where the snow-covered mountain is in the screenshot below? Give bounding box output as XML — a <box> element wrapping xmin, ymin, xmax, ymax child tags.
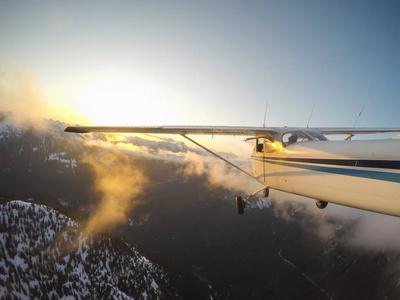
<box><xmin>0</xmin><ymin>200</ymin><xmax>178</xmax><ymax>299</ymax></box>
<box><xmin>0</xmin><ymin>113</ymin><xmax>87</xmax><ymax>207</ymax></box>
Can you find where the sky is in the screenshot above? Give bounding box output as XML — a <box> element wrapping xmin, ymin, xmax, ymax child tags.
<box><xmin>1</xmin><ymin>1</ymin><xmax>400</xmax><ymax>129</ymax></box>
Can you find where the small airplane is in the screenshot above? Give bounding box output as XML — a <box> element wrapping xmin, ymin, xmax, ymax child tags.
<box><xmin>65</xmin><ymin>125</ymin><xmax>400</xmax><ymax>217</ymax></box>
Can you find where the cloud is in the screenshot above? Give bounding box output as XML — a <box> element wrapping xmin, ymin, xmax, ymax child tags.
<box><xmin>81</xmin><ymin>148</ymin><xmax>148</xmax><ymax>233</ymax></box>
<box><xmin>269</xmin><ymin>189</ymin><xmax>400</xmax><ymax>252</ymax></box>
<box><xmin>180</xmin><ymin>150</ymin><xmax>262</xmax><ymax>194</ymax></box>
<box><xmin>343</xmin><ymin>211</ymin><xmax>400</xmax><ymax>251</ymax></box>
<box><xmin>84</xmin><ymin>132</ymin><xmax>261</xmax><ymax>195</ymax></box>
<box><xmin>0</xmin><ymin>59</ymin><xmax>82</xmax><ymax>126</ymax></box>
<box><xmin>0</xmin><ymin>59</ymin><xmax>49</xmax><ymax>125</ymax></box>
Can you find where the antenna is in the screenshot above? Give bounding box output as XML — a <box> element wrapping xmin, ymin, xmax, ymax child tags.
<box><xmin>263</xmin><ymin>101</ymin><xmax>268</xmax><ymax>128</ymax></box>
<box><xmin>306</xmin><ymin>103</ymin><xmax>316</xmax><ymax>128</ymax></box>
<box><xmin>352</xmin><ymin>106</ymin><xmax>364</xmax><ymax>129</ymax></box>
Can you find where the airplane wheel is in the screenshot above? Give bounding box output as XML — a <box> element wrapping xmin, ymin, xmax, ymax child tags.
<box><xmin>236</xmin><ymin>196</ymin><xmax>245</xmax><ymax>215</ymax></box>
<box><xmin>316</xmin><ymin>200</ymin><xmax>328</xmax><ymax>209</ymax></box>
<box><xmin>264</xmin><ymin>187</ymin><xmax>269</xmax><ymax>197</ymax></box>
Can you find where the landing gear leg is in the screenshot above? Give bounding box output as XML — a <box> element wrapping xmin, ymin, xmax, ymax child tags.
<box><xmin>316</xmin><ymin>200</ymin><xmax>328</xmax><ymax>209</ymax></box>
<box><xmin>236</xmin><ymin>196</ymin><xmax>246</xmax><ymax>215</ymax></box>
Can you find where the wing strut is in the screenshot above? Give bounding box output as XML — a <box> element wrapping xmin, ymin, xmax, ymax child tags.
<box><xmin>181</xmin><ymin>134</ymin><xmax>257</xmax><ymax>180</ymax></box>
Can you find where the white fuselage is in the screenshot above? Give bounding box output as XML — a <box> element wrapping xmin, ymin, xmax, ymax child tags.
<box><xmin>251</xmin><ymin>139</ymin><xmax>400</xmax><ymax>216</ymax></box>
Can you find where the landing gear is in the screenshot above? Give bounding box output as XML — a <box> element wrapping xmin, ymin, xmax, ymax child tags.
<box><xmin>236</xmin><ymin>196</ymin><xmax>246</xmax><ymax>215</ymax></box>
<box><xmin>264</xmin><ymin>187</ymin><xmax>269</xmax><ymax>197</ymax></box>
<box><xmin>316</xmin><ymin>200</ymin><xmax>328</xmax><ymax>209</ymax></box>
<box><xmin>235</xmin><ymin>186</ymin><xmax>270</xmax><ymax>215</ymax></box>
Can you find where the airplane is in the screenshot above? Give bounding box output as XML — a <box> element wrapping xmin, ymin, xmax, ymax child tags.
<box><xmin>65</xmin><ymin>125</ymin><xmax>400</xmax><ymax>217</ymax></box>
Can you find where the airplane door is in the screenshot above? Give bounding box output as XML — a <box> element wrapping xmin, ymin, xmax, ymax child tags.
<box><xmin>263</xmin><ymin>139</ymin><xmax>277</xmax><ymax>187</ymax></box>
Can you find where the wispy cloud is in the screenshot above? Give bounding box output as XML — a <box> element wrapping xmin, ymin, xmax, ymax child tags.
<box><xmin>271</xmin><ymin>190</ymin><xmax>400</xmax><ymax>252</ymax></box>
<box><xmin>0</xmin><ymin>59</ymin><xmax>49</xmax><ymax>125</ymax></box>
<box><xmin>81</xmin><ymin>148</ymin><xmax>148</xmax><ymax>233</ymax></box>
<box><xmin>84</xmin><ymin>132</ymin><xmax>260</xmax><ymax>195</ymax></box>
<box><xmin>180</xmin><ymin>150</ymin><xmax>261</xmax><ymax>194</ymax></box>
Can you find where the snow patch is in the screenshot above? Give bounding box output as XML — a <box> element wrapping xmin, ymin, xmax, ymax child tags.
<box><xmin>247</xmin><ymin>197</ymin><xmax>272</xmax><ymax>211</ymax></box>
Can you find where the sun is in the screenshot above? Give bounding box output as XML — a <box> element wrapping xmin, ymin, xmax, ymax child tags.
<box><xmin>70</xmin><ymin>79</ymin><xmax>176</xmax><ymax>126</ymax></box>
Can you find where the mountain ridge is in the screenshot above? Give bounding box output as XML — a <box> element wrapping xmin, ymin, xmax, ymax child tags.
<box><xmin>0</xmin><ymin>200</ymin><xmax>178</xmax><ymax>299</ymax></box>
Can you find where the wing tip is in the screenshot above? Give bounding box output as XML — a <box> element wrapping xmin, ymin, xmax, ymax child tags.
<box><xmin>64</xmin><ymin>126</ymin><xmax>88</xmax><ymax>133</ymax></box>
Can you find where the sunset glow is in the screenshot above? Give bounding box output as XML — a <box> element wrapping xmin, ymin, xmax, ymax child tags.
<box><xmin>70</xmin><ymin>79</ymin><xmax>176</xmax><ymax>126</ymax></box>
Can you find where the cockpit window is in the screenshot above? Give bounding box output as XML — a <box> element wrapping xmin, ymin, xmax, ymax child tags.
<box><xmin>282</xmin><ymin>131</ymin><xmax>307</xmax><ymax>146</ymax></box>
<box><xmin>282</xmin><ymin>130</ymin><xmax>328</xmax><ymax>146</ymax></box>
<box><xmin>307</xmin><ymin>131</ymin><xmax>328</xmax><ymax>141</ymax></box>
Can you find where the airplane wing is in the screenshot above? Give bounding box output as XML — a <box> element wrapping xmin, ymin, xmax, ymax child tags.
<box><xmin>64</xmin><ymin>125</ymin><xmax>274</xmax><ymax>136</ymax></box>
<box><xmin>316</xmin><ymin>127</ymin><xmax>400</xmax><ymax>135</ymax></box>
<box><xmin>65</xmin><ymin>125</ymin><xmax>400</xmax><ymax>137</ymax></box>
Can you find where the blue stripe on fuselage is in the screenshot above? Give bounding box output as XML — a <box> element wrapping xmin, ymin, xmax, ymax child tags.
<box><xmin>251</xmin><ymin>157</ymin><xmax>400</xmax><ymax>183</ymax></box>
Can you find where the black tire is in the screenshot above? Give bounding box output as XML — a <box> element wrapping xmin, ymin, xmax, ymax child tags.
<box><xmin>236</xmin><ymin>196</ymin><xmax>245</xmax><ymax>215</ymax></box>
<box><xmin>316</xmin><ymin>200</ymin><xmax>328</xmax><ymax>209</ymax></box>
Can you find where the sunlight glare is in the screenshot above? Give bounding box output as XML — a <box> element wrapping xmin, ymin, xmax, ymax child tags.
<box><xmin>71</xmin><ymin>79</ymin><xmax>175</xmax><ymax>126</ymax></box>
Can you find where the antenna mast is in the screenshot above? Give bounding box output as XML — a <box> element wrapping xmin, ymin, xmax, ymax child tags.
<box><xmin>263</xmin><ymin>101</ymin><xmax>268</xmax><ymax>128</ymax></box>
<box><xmin>353</xmin><ymin>106</ymin><xmax>365</xmax><ymax>129</ymax></box>
<box><xmin>306</xmin><ymin>103</ymin><xmax>316</xmax><ymax>128</ymax></box>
